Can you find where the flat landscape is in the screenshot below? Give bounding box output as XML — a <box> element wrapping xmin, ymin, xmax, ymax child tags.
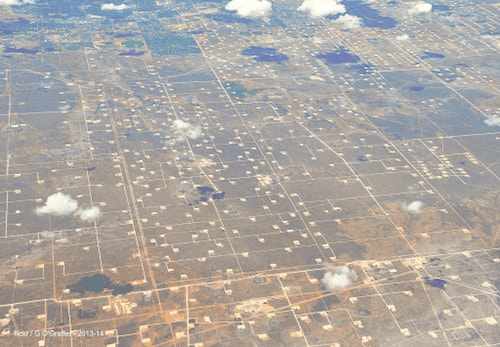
<box><xmin>0</xmin><ymin>0</ymin><xmax>498</xmax><ymax>346</ymax></box>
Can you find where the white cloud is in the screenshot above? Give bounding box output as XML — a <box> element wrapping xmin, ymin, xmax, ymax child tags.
<box><xmin>484</xmin><ymin>115</ymin><xmax>500</xmax><ymax>127</ymax></box>
<box><xmin>408</xmin><ymin>3</ymin><xmax>432</xmax><ymax>15</ymax></box>
<box><xmin>396</xmin><ymin>34</ymin><xmax>410</xmax><ymax>41</ymax></box>
<box><xmin>321</xmin><ymin>266</ymin><xmax>358</xmax><ymax>291</ymax></box>
<box><xmin>173</xmin><ymin>119</ymin><xmax>202</xmax><ymax>140</ymax></box>
<box><xmin>36</xmin><ymin>192</ymin><xmax>102</xmax><ymax>222</ymax></box>
<box><xmin>35</xmin><ymin>192</ymin><xmax>79</xmax><ymax>217</ymax></box>
<box><xmin>101</xmin><ymin>3</ymin><xmax>130</xmax><ymax>11</ymax></box>
<box><xmin>225</xmin><ymin>0</ymin><xmax>272</xmax><ymax>19</ymax></box>
<box><xmin>298</xmin><ymin>0</ymin><xmax>346</xmax><ymax>18</ymax></box>
<box><xmin>335</xmin><ymin>14</ymin><xmax>362</xmax><ymax>29</ymax></box>
<box><xmin>402</xmin><ymin>200</ymin><xmax>424</xmax><ymax>214</ymax></box>
<box><xmin>76</xmin><ymin>206</ymin><xmax>102</xmax><ymax>222</ymax></box>
<box><xmin>0</xmin><ymin>0</ymin><xmax>35</xmax><ymax>6</ymax></box>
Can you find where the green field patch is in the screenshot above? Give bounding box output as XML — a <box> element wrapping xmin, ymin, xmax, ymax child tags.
<box><xmin>144</xmin><ymin>32</ymin><xmax>200</xmax><ymax>55</ymax></box>
<box><xmin>224</xmin><ymin>81</ymin><xmax>262</xmax><ymax>99</ymax></box>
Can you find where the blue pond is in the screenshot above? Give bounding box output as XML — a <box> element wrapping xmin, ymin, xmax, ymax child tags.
<box><xmin>197</xmin><ymin>186</ymin><xmax>215</xmax><ymax>195</ymax></box>
<box><xmin>339</xmin><ymin>0</ymin><xmax>397</xmax><ymax>29</ymax></box>
<box><xmin>212</xmin><ymin>192</ymin><xmax>225</xmax><ymax>200</ymax></box>
<box><xmin>242</xmin><ymin>46</ymin><xmax>288</xmax><ymax>64</ymax></box>
<box><xmin>196</xmin><ymin>186</ymin><xmax>225</xmax><ymax>201</ymax></box>
<box><xmin>317</xmin><ymin>48</ymin><xmax>360</xmax><ymax>64</ymax></box>
<box><xmin>69</xmin><ymin>274</ymin><xmax>110</xmax><ymax>294</ymax></box>
<box><xmin>4</xmin><ymin>47</ymin><xmax>39</xmax><ymax>55</ymax></box>
<box><xmin>408</xmin><ymin>86</ymin><xmax>424</xmax><ymax>92</ymax></box>
<box><xmin>422</xmin><ymin>51</ymin><xmax>445</xmax><ymax>59</ymax></box>
<box><xmin>68</xmin><ymin>274</ymin><xmax>133</xmax><ymax>296</ymax></box>
<box><xmin>425</xmin><ymin>277</ymin><xmax>447</xmax><ymax>289</ymax></box>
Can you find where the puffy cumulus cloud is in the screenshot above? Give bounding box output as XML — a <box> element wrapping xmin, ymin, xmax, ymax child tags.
<box><xmin>402</xmin><ymin>200</ymin><xmax>424</xmax><ymax>214</ymax></box>
<box><xmin>321</xmin><ymin>266</ymin><xmax>358</xmax><ymax>291</ymax></box>
<box><xmin>35</xmin><ymin>192</ymin><xmax>79</xmax><ymax>217</ymax></box>
<box><xmin>225</xmin><ymin>0</ymin><xmax>272</xmax><ymax>19</ymax></box>
<box><xmin>335</xmin><ymin>14</ymin><xmax>362</xmax><ymax>29</ymax></box>
<box><xmin>396</xmin><ymin>34</ymin><xmax>410</xmax><ymax>41</ymax></box>
<box><xmin>484</xmin><ymin>115</ymin><xmax>500</xmax><ymax>127</ymax></box>
<box><xmin>0</xmin><ymin>0</ymin><xmax>35</xmax><ymax>6</ymax></box>
<box><xmin>173</xmin><ymin>119</ymin><xmax>202</xmax><ymax>140</ymax></box>
<box><xmin>36</xmin><ymin>192</ymin><xmax>102</xmax><ymax>222</ymax></box>
<box><xmin>298</xmin><ymin>0</ymin><xmax>346</xmax><ymax>18</ymax></box>
<box><xmin>408</xmin><ymin>3</ymin><xmax>432</xmax><ymax>15</ymax></box>
<box><xmin>101</xmin><ymin>3</ymin><xmax>130</xmax><ymax>11</ymax></box>
<box><xmin>76</xmin><ymin>206</ymin><xmax>102</xmax><ymax>222</ymax></box>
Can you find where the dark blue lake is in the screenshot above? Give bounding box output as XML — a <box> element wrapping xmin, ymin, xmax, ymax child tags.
<box><xmin>422</xmin><ymin>51</ymin><xmax>445</xmax><ymax>59</ymax></box>
<box><xmin>4</xmin><ymin>47</ymin><xmax>39</xmax><ymax>55</ymax></box>
<box><xmin>340</xmin><ymin>0</ymin><xmax>397</xmax><ymax>29</ymax></box>
<box><xmin>68</xmin><ymin>274</ymin><xmax>111</xmax><ymax>294</ymax></box>
<box><xmin>425</xmin><ymin>277</ymin><xmax>447</xmax><ymax>289</ymax></box>
<box><xmin>68</xmin><ymin>274</ymin><xmax>134</xmax><ymax>296</ymax></box>
<box><xmin>317</xmin><ymin>48</ymin><xmax>360</xmax><ymax>64</ymax></box>
<box><xmin>197</xmin><ymin>186</ymin><xmax>215</xmax><ymax>195</ymax></box>
<box><xmin>212</xmin><ymin>192</ymin><xmax>225</xmax><ymax>200</ymax></box>
<box><xmin>242</xmin><ymin>46</ymin><xmax>289</xmax><ymax>63</ymax></box>
<box><xmin>408</xmin><ymin>86</ymin><xmax>424</xmax><ymax>92</ymax></box>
